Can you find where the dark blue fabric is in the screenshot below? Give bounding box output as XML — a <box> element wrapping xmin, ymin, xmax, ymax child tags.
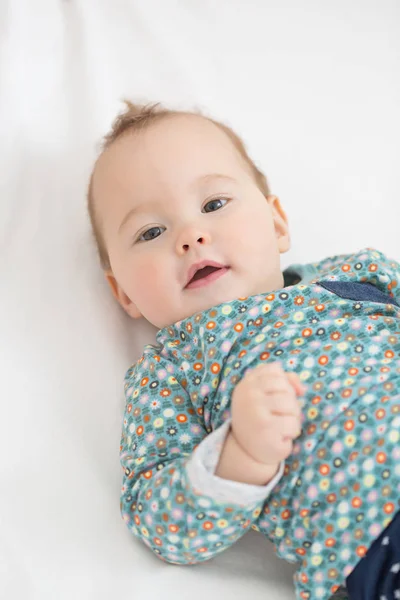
<box><xmin>317</xmin><ymin>281</ymin><xmax>399</xmax><ymax>307</ymax></box>
<box><xmin>329</xmin><ymin>586</ymin><xmax>350</xmax><ymax>599</ymax></box>
<box><xmin>345</xmin><ymin>509</ymin><xmax>400</xmax><ymax>600</ymax></box>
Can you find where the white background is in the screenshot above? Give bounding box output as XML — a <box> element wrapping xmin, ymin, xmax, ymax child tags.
<box><xmin>0</xmin><ymin>1</ymin><xmax>399</xmax><ymax>599</ymax></box>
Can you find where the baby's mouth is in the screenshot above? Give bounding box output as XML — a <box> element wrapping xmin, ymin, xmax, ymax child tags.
<box><xmin>185</xmin><ymin>265</ymin><xmax>230</xmax><ymax>290</ymax></box>
<box><xmin>190</xmin><ymin>265</ymin><xmax>220</xmax><ymax>282</ymax></box>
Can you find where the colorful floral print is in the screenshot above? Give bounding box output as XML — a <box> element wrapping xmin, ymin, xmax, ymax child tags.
<box><xmin>120</xmin><ymin>248</ymin><xmax>400</xmax><ymax>600</ymax></box>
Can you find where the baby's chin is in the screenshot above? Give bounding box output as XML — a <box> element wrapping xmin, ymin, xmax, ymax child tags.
<box><xmin>168</xmin><ymin>271</ymin><xmax>284</xmax><ymax>326</ymax></box>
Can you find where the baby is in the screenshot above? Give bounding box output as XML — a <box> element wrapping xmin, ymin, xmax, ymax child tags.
<box><xmin>87</xmin><ymin>101</ymin><xmax>400</xmax><ymax>600</ymax></box>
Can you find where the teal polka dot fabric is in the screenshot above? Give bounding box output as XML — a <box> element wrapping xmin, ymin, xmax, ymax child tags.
<box><xmin>120</xmin><ymin>248</ymin><xmax>400</xmax><ymax>600</ymax></box>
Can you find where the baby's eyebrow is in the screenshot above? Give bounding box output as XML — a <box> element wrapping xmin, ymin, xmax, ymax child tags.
<box><xmin>194</xmin><ymin>173</ymin><xmax>237</xmax><ymax>188</ymax></box>
<box><xmin>118</xmin><ymin>201</ymin><xmax>156</xmax><ymax>233</ymax></box>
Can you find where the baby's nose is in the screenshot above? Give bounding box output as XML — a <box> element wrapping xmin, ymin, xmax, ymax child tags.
<box><xmin>176</xmin><ymin>228</ymin><xmax>211</xmax><ymax>253</ymax></box>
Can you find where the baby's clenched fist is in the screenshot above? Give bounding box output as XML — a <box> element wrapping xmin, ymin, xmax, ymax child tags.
<box><xmin>231</xmin><ymin>362</ymin><xmax>305</xmax><ymax>469</ymax></box>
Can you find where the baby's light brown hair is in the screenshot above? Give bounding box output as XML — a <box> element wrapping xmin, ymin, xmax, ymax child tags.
<box><xmin>87</xmin><ymin>101</ymin><xmax>271</xmax><ymax>270</ymax></box>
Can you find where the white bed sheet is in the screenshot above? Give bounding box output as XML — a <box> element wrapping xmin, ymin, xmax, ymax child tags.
<box><xmin>1</xmin><ymin>1</ymin><xmax>399</xmax><ymax>599</ymax></box>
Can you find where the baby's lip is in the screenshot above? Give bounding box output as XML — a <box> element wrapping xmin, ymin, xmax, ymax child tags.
<box><xmin>184</xmin><ymin>260</ymin><xmax>227</xmax><ymax>288</ymax></box>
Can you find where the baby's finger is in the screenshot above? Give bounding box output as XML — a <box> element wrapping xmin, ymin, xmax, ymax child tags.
<box><xmin>254</xmin><ymin>364</ymin><xmax>291</xmax><ymax>390</ymax></box>
<box><xmin>279</xmin><ymin>415</ymin><xmax>302</xmax><ymax>440</ymax></box>
<box><xmin>261</xmin><ymin>380</ymin><xmax>294</xmax><ymax>396</ymax></box>
<box><xmin>286</xmin><ymin>372</ymin><xmax>307</xmax><ymax>396</ymax></box>
<box><xmin>267</xmin><ymin>437</ymin><xmax>294</xmax><ymax>461</ymax></box>
<box><xmin>267</xmin><ymin>392</ymin><xmax>302</xmax><ymax>418</ymax></box>
<box><xmin>267</xmin><ymin>426</ymin><xmax>298</xmax><ymax>459</ymax></box>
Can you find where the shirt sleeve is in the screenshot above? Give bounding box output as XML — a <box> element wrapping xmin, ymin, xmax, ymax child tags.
<box><xmin>186</xmin><ymin>419</ymin><xmax>284</xmax><ymax>505</ymax></box>
<box><xmin>120</xmin><ymin>352</ymin><xmax>272</xmax><ymax>566</ymax></box>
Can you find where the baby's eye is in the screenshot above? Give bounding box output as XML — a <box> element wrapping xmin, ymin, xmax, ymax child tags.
<box><xmin>138</xmin><ymin>226</ymin><xmax>166</xmax><ymax>242</ymax></box>
<box><xmin>202</xmin><ymin>198</ymin><xmax>228</xmax><ymax>213</ymax></box>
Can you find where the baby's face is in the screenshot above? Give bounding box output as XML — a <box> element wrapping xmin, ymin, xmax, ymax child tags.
<box><xmin>92</xmin><ymin>115</ymin><xmax>290</xmax><ymax>329</ymax></box>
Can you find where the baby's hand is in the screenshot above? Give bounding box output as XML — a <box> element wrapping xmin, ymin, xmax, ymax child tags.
<box><xmin>231</xmin><ymin>363</ymin><xmax>305</xmax><ymax>469</ymax></box>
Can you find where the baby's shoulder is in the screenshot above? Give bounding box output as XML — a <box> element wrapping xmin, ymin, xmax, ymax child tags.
<box><xmin>124</xmin><ymin>344</ymin><xmax>169</xmax><ymax>387</ymax></box>
<box><xmin>310</xmin><ymin>247</ymin><xmax>397</xmax><ymax>278</ymax></box>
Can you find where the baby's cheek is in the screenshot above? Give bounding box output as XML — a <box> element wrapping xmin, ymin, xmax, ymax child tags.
<box><xmin>233</xmin><ymin>211</ymin><xmax>276</xmax><ymax>254</ymax></box>
<box><xmin>227</xmin><ymin>213</ymin><xmax>255</xmax><ymax>248</ymax></box>
<box><xmin>134</xmin><ymin>258</ymin><xmax>169</xmax><ymax>302</ymax></box>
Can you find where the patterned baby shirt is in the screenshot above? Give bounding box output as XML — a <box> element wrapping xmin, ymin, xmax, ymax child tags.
<box><xmin>120</xmin><ymin>247</ymin><xmax>400</xmax><ymax>600</ymax></box>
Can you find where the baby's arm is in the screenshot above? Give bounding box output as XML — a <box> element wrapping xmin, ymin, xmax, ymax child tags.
<box><xmin>120</xmin><ymin>354</ymin><xmax>283</xmax><ymax>565</ymax></box>
<box><xmin>214</xmin><ymin>426</ymin><xmax>281</xmax><ymax>484</ymax></box>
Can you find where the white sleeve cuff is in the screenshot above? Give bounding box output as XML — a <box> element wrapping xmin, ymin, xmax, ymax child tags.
<box><xmin>186</xmin><ymin>420</ymin><xmax>284</xmax><ymax>506</ymax></box>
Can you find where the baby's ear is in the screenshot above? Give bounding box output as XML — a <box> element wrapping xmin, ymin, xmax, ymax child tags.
<box><xmin>267</xmin><ymin>195</ymin><xmax>291</xmax><ymax>254</ymax></box>
<box><xmin>105</xmin><ymin>271</ymin><xmax>142</xmax><ymax>319</ymax></box>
